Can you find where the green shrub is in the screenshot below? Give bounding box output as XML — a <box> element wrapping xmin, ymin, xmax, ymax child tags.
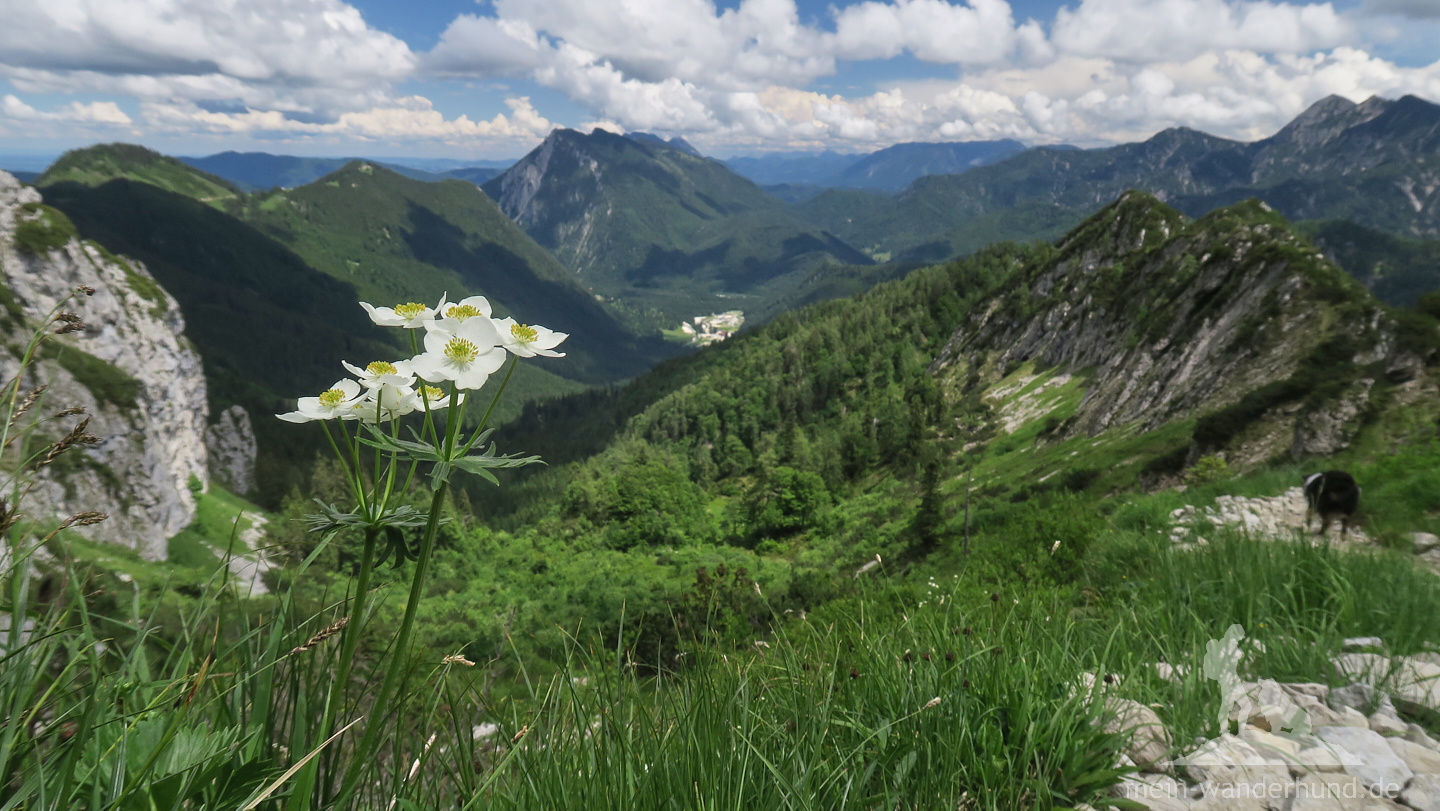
<box><xmin>564</xmin><ymin>442</ymin><xmax>716</xmax><ymax>549</ymax></box>
<box><xmin>1419</xmin><ymin>290</ymin><xmax>1440</xmax><ymax>321</ymax></box>
<box><xmin>14</xmin><ymin>203</ymin><xmax>76</xmax><ymax>254</ymax></box>
<box><xmin>745</xmin><ymin>465</ymin><xmax>830</xmax><ymax>539</ymax></box>
<box><xmin>46</xmin><ymin>344</ymin><xmax>142</xmax><ymax>410</ymax></box>
<box><xmin>1184</xmin><ymin>455</ymin><xmax>1231</xmax><ymax>486</ymax></box>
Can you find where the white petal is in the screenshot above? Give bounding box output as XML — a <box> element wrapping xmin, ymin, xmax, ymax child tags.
<box><xmin>277</xmin><ymin>411</ymin><xmax>312</xmax><ymax>423</ymax></box>
<box><xmin>455</xmin><ymin>295</ymin><xmax>493</xmax><ymax>317</ymax></box>
<box><xmin>423</xmin><ymin>329</ymin><xmax>451</xmax><ymax>355</ymax></box>
<box><xmin>455</xmin><ymin>314</ymin><xmax>501</xmax><ymax>347</ymax></box>
<box><xmin>475</xmin><ymin>345</ymin><xmax>509</xmax><ymax>374</ymax></box>
<box><xmin>534</xmin><ymin>327</ymin><xmax>568</xmax><ymax>350</ymax></box>
<box><xmin>453</xmin><ymin>365</ymin><xmax>491</xmax><ymax>390</ymax></box>
<box><xmin>410</xmin><ymin>352</ymin><xmax>454</xmax><ymax>383</ymax></box>
<box><xmin>361</xmin><ymin>302</ymin><xmax>405</xmax><ymax>327</ymax></box>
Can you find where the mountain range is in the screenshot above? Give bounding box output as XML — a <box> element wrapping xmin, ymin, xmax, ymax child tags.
<box><xmin>180</xmin><ymin>151</ymin><xmax>508</xmax><ymax>191</ymax></box>
<box><xmin>722</xmin><ymin>139</ymin><xmax>1026</xmax><ymax>192</ymax></box>
<box><xmin>796</xmin><ymin>94</ymin><xmax>1440</xmax><ymax>263</ymax></box>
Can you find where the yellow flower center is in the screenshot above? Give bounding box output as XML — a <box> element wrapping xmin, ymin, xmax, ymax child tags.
<box><xmin>366</xmin><ymin>361</ymin><xmax>398</xmax><ymax>376</ymax></box>
<box><xmin>443</xmin><ymin>337</ymin><xmax>480</xmax><ymax>364</ymax></box>
<box><xmin>318</xmin><ymin>388</ymin><xmax>348</xmax><ymax>407</ymax></box>
<box><xmin>445</xmin><ymin>304</ymin><xmax>483</xmax><ymax>321</ymax></box>
<box><xmin>421</xmin><ymin>385</ymin><xmax>446</xmax><ymax>402</ymax></box>
<box><xmin>394</xmin><ymin>302</ymin><xmax>426</xmax><ymax>319</ymax></box>
<box><xmin>510</xmin><ymin>323</ymin><xmax>538</xmax><ymax>343</ymax></box>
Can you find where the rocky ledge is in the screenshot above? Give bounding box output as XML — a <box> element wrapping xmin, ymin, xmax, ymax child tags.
<box><xmin>1095</xmin><ymin>643</ymin><xmax>1440</xmax><ymax>809</ymax></box>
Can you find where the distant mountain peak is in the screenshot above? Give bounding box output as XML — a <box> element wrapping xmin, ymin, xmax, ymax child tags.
<box><xmin>1269</xmin><ymin>94</ymin><xmax>1390</xmax><ymax>148</ymax></box>
<box><xmin>38</xmin><ymin>142</ymin><xmax>240</xmax><ymax>203</ymax></box>
<box><xmin>625</xmin><ymin>132</ymin><xmax>703</xmax><ymax>157</ymax></box>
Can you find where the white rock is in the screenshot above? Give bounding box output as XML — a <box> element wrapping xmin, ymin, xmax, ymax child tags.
<box><xmin>1406</xmin><ymin>724</ymin><xmax>1440</xmax><ymax>752</ymax></box>
<box><xmin>1102</xmin><ymin>697</ymin><xmax>1172</xmax><ymax>771</ymax></box>
<box><xmin>1315</xmin><ymin>726</ymin><xmax>1413</xmax><ymax>797</ymax></box>
<box><xmin>1413</xmin><ymin>533</ymin><xmax>1440</xmax><ymax>554</ymax></box>
<box><xmin>1290</xmin><ymin>773</ymin><xmax>1406</xmax><ymax>810</ymax></box>
<box><xmin>1333</xmin><ymin>658</ymin><xmax>1391</xmax><ymax>690</ymax></box>
<box><xmin>1402</xmin><ymin>774</ymin><xmax>1440</xmax><ymax>811</ymax></box>
<box><xmin>206</xmin><ymin>404</ymin><xmax>256</xmax><ymax>495</ymax></box>
<box><xmin>1181</xmin><ymin>734</ymin><xmax>1292</xmax><ymax>798</ymax></box>
<box><xmin>1335</xmin><ymin>655</ymin><xmax>1440</xmax><ymax>719</ymax></box>
<box><xmin>0</xmin><ymin>171</ymin><xmax>209</xmax><ymax>560</ymax></box>
<box><xmin>1295</xmin><ymin>742</ymin><xmax>1353</xmax><ymax>774</ymax></box>
<box><xmin>1336</xmin><ymin>707</ymin><xmax>1371</xmax><ymax>728</ymax></box>
<box><xmin>1283</xmin><ymin>683</ymin><xmax>1332</xmax><ymax>701</ymax></box>
<box><xmin>1110</xmin><ymin>773</ymin><xmax>1189</xmax><ymax>810</ymax></box>
<box><xmin>1154</xmin><ymin>662</ymin><xmax>1189</xmax><ymax>683</ymax></box>
<box><xmin>1343</xmin><ymin>638</ymin><xmax>1386</xmax><ymax>652</ymax></box>
<box><xmin>1368</xmin><ymin>712</ymin><xmax>1409</xmax><ymax>737</ymax></box>
<box><xmin>1387</xmin><ymin>737</ymin><xmax>1440</xmax><ymax>774</ymax></box>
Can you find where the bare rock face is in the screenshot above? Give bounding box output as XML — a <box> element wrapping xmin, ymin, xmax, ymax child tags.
<box><xmin>1290</xmin><ymin>377</ymin><xmax>1374</xmax><ymax>458</ymax></box>
<box><xmin>0</xmin><ymin>170</ymin><xmax>208</xmax><ymax>560</ymax></box>
<box><xmin>206</xmin><ymin>405</ymin><xmax>256</xmax><ymax>495</ymax></box>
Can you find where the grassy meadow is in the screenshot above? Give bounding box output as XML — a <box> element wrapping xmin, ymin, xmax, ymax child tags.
<box><xmin>8</xmin><ymin>433</ymin><xmax>1440</xmax><ymax>809</ymax></box>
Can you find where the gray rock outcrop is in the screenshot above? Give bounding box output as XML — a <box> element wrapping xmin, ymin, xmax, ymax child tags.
<box><xmin>0</xmin><ymin>170</ymin><xmax>208</xmax><ymax>560</ymax></box>
<box><xmin>206</xmin><ymin>404</ymin><xmax>256</xmax><ymax>495</ymax></box>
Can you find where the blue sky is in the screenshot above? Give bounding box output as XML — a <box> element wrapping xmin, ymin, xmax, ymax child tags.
<box><xmin>1</xmin><ymin>0</ymin><xmax>1438</xmax><ymax>162</ymax></box>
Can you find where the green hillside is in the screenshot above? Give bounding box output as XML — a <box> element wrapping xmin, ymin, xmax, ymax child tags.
<box><xmin>239</xmin><ymin>161</ymin><xmax>679</xmax><ymax>383</ymax></box>
<box><xmin>797</xmin><ymin>94</ymin><xmax>1440</xmax><ymax>267</ymax></box>
<box><xmin>39</xmin><ymin>177</ymin><xmax>587</xmax><ymax>507</ymax></box>
<box><xmin>1297</xmin><ymin>219</ymin><xmax>1440</xmax><ymax>307</ymax></box>
<box><xmin>39</xmin><ymin>143</ymin><xmax>240</xmax><ymax>207</ymax></box>
<box><xmin>474</xmin><ymin>193</ymin><xmax>1439</xmax><ymax>544</ymax></box>
<box><xmin>483</xmin><ymin>129</ymin><xmax>873</xmax><ymax>332</ymax></box>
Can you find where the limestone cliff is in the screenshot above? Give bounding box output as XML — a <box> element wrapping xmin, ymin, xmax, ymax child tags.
<box><xmin>0</xmin><ymin>170</ymin><xmax>209</xmax><ymax>559</ymax></box>
<box><xmin>931</xmin><ymin>192</ymin><xmax>1439</xmax><ymax>473</ymax></box>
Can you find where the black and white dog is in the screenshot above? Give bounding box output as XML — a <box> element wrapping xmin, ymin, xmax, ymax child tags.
<box><xmin>1303</xmin><ymin>471</ymin><xmax>1361</xmax><ymax>538</ymax></box>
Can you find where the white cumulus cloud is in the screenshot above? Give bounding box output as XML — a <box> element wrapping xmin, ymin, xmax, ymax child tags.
<box><xmin>2</xmin><ymin>0</ymin><xmax>1438</xmax><ymax>153</ymax></box>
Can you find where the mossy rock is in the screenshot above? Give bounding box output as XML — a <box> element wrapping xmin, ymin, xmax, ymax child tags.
<box><xmin>14</xmin><ymin>202</ymin><xmax>77</xmax><ymax>254</ymax></box>
<box><xmin>42</xmin><ymin>343</ymin><xmax>142</xmax><ymax>411</ymax></box>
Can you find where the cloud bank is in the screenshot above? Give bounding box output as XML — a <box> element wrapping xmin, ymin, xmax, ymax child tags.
<box><xmin>1</xmin><ymin>0</ymin><xmax>1437</xmax><ymax>153</ymax></box>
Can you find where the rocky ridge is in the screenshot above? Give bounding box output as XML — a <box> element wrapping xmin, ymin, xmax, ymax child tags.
<box><xmin>0</xmin><ymin>170</ymin><xmax>209</xmax><ymax>560</ymax></box>
<box><xmin>931</xmin><ymin>193</ymin><xmax>1438</xmax><ymax>474</ymax></box>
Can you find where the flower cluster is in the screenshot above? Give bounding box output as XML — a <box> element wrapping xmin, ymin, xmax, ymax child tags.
<box><xmin>278</xmin><ymin>295</ymin><xmax>566</xmax><ymax>424</ymax></box>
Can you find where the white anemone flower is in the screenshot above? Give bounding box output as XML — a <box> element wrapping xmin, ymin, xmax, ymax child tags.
<box><xmin>410</xmin><ymin>316</ymin><xmax>506</xmax><ymax>390</ymax></box>
<box><xmin>414</xmin><ymin>384</ymin><xmax>462</xmax><ymax>410</ymax></box>
<box><xmin>426</xmin><ymin>295</ymin><xmax>493</xmax><ymax>332</ymax></box>
<box><xmin>342</xmin><ymin>359</ymin><xmax>417</xmax><ymax>389</ymax></box>
<box><xmin>361</xmin><ymin>295</ymin><xmax>446</xmax><ymax>329</ymax></box>
<box><xmin>277</xmin><ymin>379</ymin><xmax>364</xmax><ymax>423</ymax></box>
<box><xmin>494</xmin><ymin>317</ymin><xmax>568</xmax><ymax>358</ymax></box>
<box><xmin>343</xmin><ymin>383</ymin><xmax>419</xmax><ymax>422</ymax></box>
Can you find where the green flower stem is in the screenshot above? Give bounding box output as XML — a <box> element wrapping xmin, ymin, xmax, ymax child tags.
<box><xmin>333</xmin><ymin>481</ymin><xmax>448</xmax><ymax>809</ymax></box>
<box><xmin>289</xmin><ymin>525</ymin><xmax>379</xmax><ymax>811</ymax></box>
<box><xmin>318</xmin><ymin>421</ymin><xmax>365</xmax><ymax>508</ymax></box>
<box><xmin>333</xmin><ymin>362</ymin><xmax>522</xmax><ymax>809</ymax></box>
